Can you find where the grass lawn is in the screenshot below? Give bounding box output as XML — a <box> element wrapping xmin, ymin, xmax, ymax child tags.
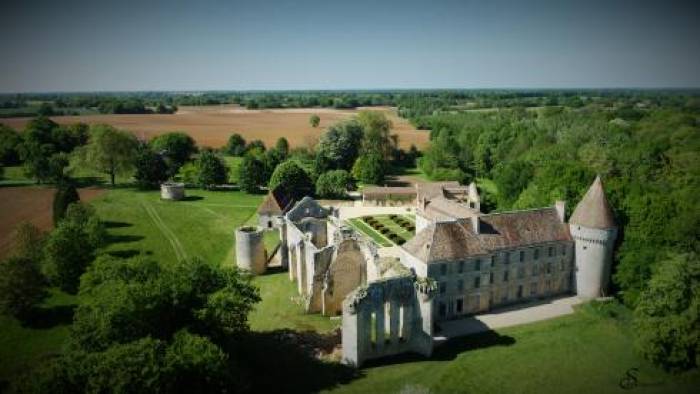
<box><xmin>325</xmin><ymin>303</ymin><xmax>700</xmax><ymax>394</ymax></box>
<box><xmin>347</xmin><ymin>215</ymin><xmax>415</xmax><ymax>247</ymax></box>
<box><xmin>347</xmin><ymin>218</ymin><xmax>392</xmax><ymax>247</ymax></box>
<box><xmin>249</xmin><ymin>272</ymin><xmax>340</xmax><ymax>333</ymax></box>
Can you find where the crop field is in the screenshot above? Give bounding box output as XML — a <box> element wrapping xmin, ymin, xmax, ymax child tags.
<box><xmin>0</xmin><ymin>186</ymin><xmax>104</xmax><ymax>259</ymax></box>
<box><xmin>1</xmin><ymin>105</ymin><xmax>429</xmax><ymax>150</ymax></box>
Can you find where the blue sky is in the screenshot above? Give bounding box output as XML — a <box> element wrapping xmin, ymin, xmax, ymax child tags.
<box><xmin>1</xmin><ymin>0</ymin><xmax>698</xmax><ymax>92</ymax></box>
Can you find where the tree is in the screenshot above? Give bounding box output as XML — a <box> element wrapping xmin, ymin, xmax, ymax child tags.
<box><xmin>309</xmin><ymin>114</ymin><xmax>320</xmax><ymax>128</ymax></box>
<box><xmin>0</xmin><ymin>124</ymin><xmax>22</xmax><ymax>165</ymax></box>
<box><xmin>352</xmin><ymin>153</ymin><xmax>385</xmax><ymax>185</ymax></box>
<box><xmin>246</xmin><ymin>139</ymin><xmax>266</xmax><ymax>152</ymax></box>
<box><xmin>268</xmin><ymin>160</ymin><xmax>313</xmax><ymax>200</ymax></box>
<box><xmin>42</xmin><ymin>203</ymin><xmax>105</xmax><ymax>294</ymax></box>
<box><xmin>224</xmin><ymin>133</ymin><xmax>246</xmax><ymax>156</ymax></box>
<box><xmin>75</xmin><ymin>125</ymin><xmax>138</xmax><ymax>186</ymax></box>
<box><xmin>357</xmin><ymin>110</ymin><xmax>394</xmax><ymax>160</ymax></box>
<box><xmin>0</xmin><ymin>256</ymin><xmax>47</xmax><ymax>320</ymax></box>
<box><xmin>197</xmin><ymin>150</ymin><xmax>229</xmax><ymax>189</ymax></box>
<box><xmin>313</xmin><ymin>120</ymin><xmax>364</xmax><ymax>174</ymax></box>
<box><xmin>53</xmin><ymin>182</ymin><xmax>80</xmax><ymax>225</ymax></box>
<box><xmin>151</xmin><ymin>132</ymin><xmax>198</xmax><ymax>177</ymax></box>
<box><xmin>133</xmin><ymin>143</ymin><xmax>168</xmax><ymax>189</ymax></box>
<box><xmin>275</xmin><ymin>137</ymin><xmax>289</xmax><ymax>158</ymax></box>
<box><xmin>11</xmin><ymin>222</ymin><xmax>46</xmax><ymax>262</ymax></box>
<box><xmin>634</xmin><ymin>253</ymin><xmax>699</xmax><ymax>371</ymax></box>
<box><xmin>315</xmin><ymin>170</ymin><xmax>353</xmax><ymax>199</ymax></box>
<box><xmin>237</xmin><ymin>153</ymin><xmax>268</xmax><ymax>193</ymax></box>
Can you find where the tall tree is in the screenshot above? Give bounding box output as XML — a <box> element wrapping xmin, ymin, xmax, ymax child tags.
<box><xmin>133</xmin><ymin>143</ymin><xmax>168</xmax><ymax>189</ymax></box>
<box><xmin>268</xmin><ymin>160</ymin><xmax>313</xmax><ymax>200</ymax></box>
<box><xmin>150</xmin><ymin>132</ymin><xmax>198</xmax><ymax>177</ymax></box>
<box><xmin>237</xmin><ymin>152</ymin><xmax>267</xmax><ymax>193</ymax></box>
<box><xmin>357</xmin><ymin>110</ymin><xmax>394</xmax><ymax>160</ymax></box>
<box><xmin>75</xmin><ymin>125</ymin><xmax>138</xmax><ymax>186</ymax></box>
<box><xmin>313</xmin><ymin>120</ymin><xmax>364</xmax><ymax>174</ymax></box>
<box><xmin>53</xmin><ymin>182</ymin><xmax>80</xmax><ymax>225</ymax></box>
<box><xmin>0</xmin><ymin>256</ymin><xmax>46</xmax><ymax>321</ymax></box>
<box><xmin>634</xmin><ymin>253</ymin><xmax>699</xmax><ymax>371</ymax></box>
<box><xmin>197</xmin><ymin>150</ymin><xmax>229</xmax><ymax>189</ymax></box>
<box><xmin>224</xmin><ymin>133</ymin><xmax>246</xmax><ymax>156</ymax></box>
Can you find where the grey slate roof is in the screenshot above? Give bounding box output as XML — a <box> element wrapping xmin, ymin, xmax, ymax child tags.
<box><xmin>569</xmin><ymin>176</ymin><xmax>616</xmax><ymax>229</ymax></box>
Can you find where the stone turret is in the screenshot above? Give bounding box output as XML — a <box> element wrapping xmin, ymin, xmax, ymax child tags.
<box><xmin>569</xmin><ymin>176</ymin><xmax>617</xmax><ymax>299</ymax></box>
<box><xmin>235</xmin><ymin>226</ymin><xmax>267</xmax><ymax>274</ymax></box>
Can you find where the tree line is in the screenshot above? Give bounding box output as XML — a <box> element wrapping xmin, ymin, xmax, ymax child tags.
<box><xmin>412</xmin><ymin>99</ymin><xmax>699</xmax><ymax>372</ymax></box>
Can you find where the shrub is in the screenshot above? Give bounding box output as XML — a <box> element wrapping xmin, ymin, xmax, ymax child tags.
<box><xmin>0</xmin><ymin>256</ymin><xmax>47</xmax><ymax>320</ymax></box>
<box><xmin>315</xmin><ymin>170</ymin><xmax>353</xmax><ymax>199</ymax></box>
<box><xmin>53</xmin><ymin>183</ymin><xmax>80</xmax><ymax>226</ymax></box>
<box><xmin>268</xmin><ymin>160</ymin><xmax>313</xmax><ymax>200</ymax></box>
<box><xmin>197</xmin><ymin>150</ymin><xmax>229</xmax><ymax>189</ymax></box>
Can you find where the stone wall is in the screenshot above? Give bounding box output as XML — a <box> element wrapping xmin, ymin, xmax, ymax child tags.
<box><xmin>160</xmin><ymin>182</ymin><xmax>185</xmax><ymax>200</ymax></box>
<box><xmin>342</xmin><ymin>275</ymin><xmax>435</xmax><ymax>367</ymax></box>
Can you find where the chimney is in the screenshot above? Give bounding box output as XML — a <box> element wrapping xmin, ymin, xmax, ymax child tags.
<box><xmin>471</xmin><ymin>216</ymin><xmax>480</xmax><ymax>234</ymax></box>
<box><xmin>555</xmin><ymin>200</ymin><xmax>566</xmax><ymax>223</ymax></box>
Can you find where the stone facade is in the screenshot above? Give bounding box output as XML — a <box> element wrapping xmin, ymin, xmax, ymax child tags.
<box><xmin>341</xmin><ymin>275</ymin><xmax>435</xmax><ymax>366</ymax></box>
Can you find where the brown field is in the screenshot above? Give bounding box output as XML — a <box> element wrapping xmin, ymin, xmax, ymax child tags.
<box><xmin>2</xmin><ymin>105</ymin><xmax>428</xmax><ymax>150</ymax></box>
<box><xmin>0</xmin><ymin>186</ymin><xmax>104</xmax><ymax>259</ymax></box>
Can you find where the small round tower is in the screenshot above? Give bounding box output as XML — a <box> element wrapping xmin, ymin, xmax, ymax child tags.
<box><xmin>160</xmin><ymin>182</ymin><xmax>185</xmax><ymax>200</ymax></box>
<box><xmin>569</xmin><ymin>175</ymin><xmax>617</xmax><ymax>299</ymax></box>
<box><xmin>235</xmin><ymin>226</ymin><xmax>267</xmax><ymax>274</ymax></box>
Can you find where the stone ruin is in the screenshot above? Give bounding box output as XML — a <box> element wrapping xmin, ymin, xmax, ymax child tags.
<box><xmin>341</xmin><ymin>275</ymin><xmax>436</xmax><ymax>366</ymax></box>
<box><xmin>160</xmin><ymin>182</ymin><xmax>185</xmax><ymax>200</ymax></box>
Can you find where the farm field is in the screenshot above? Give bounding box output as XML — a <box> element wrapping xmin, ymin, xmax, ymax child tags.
<box><xmin>326</xmin><ymin>303</ymin><xmax>700</xmax><ymax>394</ymax></box>
<box><xmin>1</xmin><ymin>105</ymin><xmax>429</xmax><ymax>150</ymax></box>
<box><xmin>0</xmin><ymin>186</ymin><xmax>104</xmax><ymax>259</ymax></box>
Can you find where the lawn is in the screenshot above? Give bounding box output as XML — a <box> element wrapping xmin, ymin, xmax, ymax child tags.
<box><xmin>0</xmin><ymin>186</ymin><xmax>341</xmax><ymax>387</ymax></box>
<box><xmin>324</xmin><ymin>302</ymin><xmax>700</xmax><ymax>394</ymax></box>
<box><xmin>347</xmin><ymin>215</ymin><xmax>415</xmax><ymax>247</ymax></box>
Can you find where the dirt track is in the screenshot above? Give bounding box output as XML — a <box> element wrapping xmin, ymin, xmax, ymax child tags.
<box><xmin>0</xmin><ymin>186</ymin><xmax>104</xmax><ymax>259</ymax></box>
<box><xmin>2</xmin><ymin>105</ymin><xmax>428</xmax><ymax>150</ymax></box>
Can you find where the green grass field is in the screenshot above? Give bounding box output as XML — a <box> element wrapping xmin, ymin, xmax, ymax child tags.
<box><xmin>325</xmin><ymin>303</ymin><xmax>700</xmax><ymax>394</ymax></box>
<box><xmin>0</xmin><ymin>186</ymin><xmax>338</xmax><ymax>386</ymax></box>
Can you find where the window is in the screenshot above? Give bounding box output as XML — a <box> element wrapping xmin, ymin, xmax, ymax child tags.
<box><xmin>518</xmin><ymin>267</ymin><xmax>525</xmax><ymax>279</ymax></box>
<box><xmin>532</xmin><ymin>264</ymin><xmax>539</xmax><ymax>276</ymax></box>
<box><xmin>474</xmin><ymin>276</ymin><xmax>481</xmax><ymax>288</ymax></box>
<box><xmin>474</xmin><ymin>259</ymin><xmax>481</xmax><ymax>271</ymax></box>
<box><xmin>474</xmin><ymin>294</ymin><xmax>481</xmax><ymax>308</ymax></box>
<box><xmin>530</xmin><ymin>282</ymin><xmax>538</xmax><ymax>295</ymax></box>
<box><xmin>489</xmin><ymin>272</ymin><xmax>494</xmax><ymax>284</ymax></box>
<box><xmin>517</xmin><ymin>285</ymin><xmax>523</xmax><ymax>298</ymax></box>
<box><xmin>456</xmin><ymin>298</ymin><xmax>464</xmax><ymax>313</ymax></box>
<box><xmin>440</xmin><ymin>264</ymin><xmax>447</xmax><ymax>276</ymax></box>
<box><xmin>534</xmin><ymin>249</ymin><xmax>539</xmax><ymax>260</ymax></box>
<box><xmin>562</xmin><ymin>245</ymin><xmax>567</xmax><ymax>255</ymax></box>
<box><xmin>546</xmin><ymin>263</ymin><xmax>552</xmax><ymax>274</ymax></box>
<box><xmin>503</xmin><ymin>270</ymin><xmax>509</xmax><ymax>282</ymax></box>
<box><xmin>519</xmin><ymin>251</ymin><xmax>525</xmax><ymax>262</ymax></box>
<box><xmin>439</xmin><ymin>302</ymin><xmax>446</xmax><ymax>317</ymax></box>
<box><xmin>458</xmin><ymin>261</ymin><xmax>465</xmax><ymax>274</ymax></box>
<box><xmin>560</xmin><ymin>261</ymin><xmax>565</xmax><ymax>271</ymax></box>
<box><xmin>548</xmin><ymin>246</ymin><xmax>553</xmax><ymax>257</ymax></box>
<box><xmin>506</xmin><ymin>252</ymin><xmax>511</xmax><ymax>263</ymax></box>
<box><xmin>439</xmin><ymin>281</ymin><xmax>446</xmax><ymax>294</ymax></box>
<box><xmin>457</xmin><ymin>279</ymin><xmax>464</xmax><ymax>291</ymax></box>
<box><xmin>268</xmin><ymin>221</ymin><xmax>273</xmax><ymax>228</ymax></box>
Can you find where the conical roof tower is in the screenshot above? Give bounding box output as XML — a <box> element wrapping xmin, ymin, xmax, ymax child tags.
<box><xmin>569</xmin><ymin>175</ymin><xmax>615</xmax><ymax>229</ymax></box>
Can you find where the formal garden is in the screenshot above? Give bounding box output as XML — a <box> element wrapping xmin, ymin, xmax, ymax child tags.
<box><xmin>347</xmin><ymin>214</ymin><xmax>416</xmax><ymax>247</ymax></box>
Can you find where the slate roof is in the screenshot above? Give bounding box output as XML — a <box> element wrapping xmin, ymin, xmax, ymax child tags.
<box><xmin>403</xmin><ymin>207</ymin><xmax>572</xmax><ymax>263</ymax></box>
<box><xmin>569</xmin><ymin>175</ymin><xmax>616</xmax><ymax>229</ymax></box>
<box><xmin>257</xmin><ymin>186</ymin><xmax>295</xmax><ymax>215</ymax></box>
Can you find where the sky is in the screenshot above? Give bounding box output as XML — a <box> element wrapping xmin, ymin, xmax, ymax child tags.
<box><xmin>1</xmin><ymin>0</ymin><xmax>699</xmax><ymax>92</ymax></box>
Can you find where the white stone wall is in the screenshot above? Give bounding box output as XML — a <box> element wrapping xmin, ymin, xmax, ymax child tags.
<box><xmin>160</xmin><ymin>183</ymin><xmax>185</xmax><ymax>200</ymax></box>
<box><xmin>570</xmin><ymin>224</ymin><xmax>617</xmax><ymax>299</ymax></box>
<box><xmin>423</xmin><ymin>242</ymin><xmax>575</xmax><ymax>321</ymax></box>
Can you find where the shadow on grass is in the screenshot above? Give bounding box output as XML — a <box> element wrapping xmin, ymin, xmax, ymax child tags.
<box><xmin>103</xmin><ymin>220</ymin><xmax>133</xmax><ymax>229</ymax></box>
<box><xmin>107</xmin><ymin>249</ymin><xmax>145</xmax><ymax>258</ymax></box>
<box><xmin>234</xmin><ymin>329</ymin><xmax>360</xmax><ymax>394</ymax></box>
<box><xmin>362</xmin><ymin>330</ymin><xmax>515</xmax><ymax>368</ymax></box>
<box><xmin>22</xmin><ymin>305</ymin><xmax>76</xmax><ymax>329</ymax></box>
<box><xmin>262</xmin><ymin>265</ymin><xmax>287</xmax><ymax>275</ymax></box>
<box><xmin>181</xmin><ymin>195</ymin><xmax>204</xmax><ymax>201</ymax></box>
<box><xmin>106</xmin><ymin>234</ymin><xmax>144</xmax><ymax>244</ymax></box>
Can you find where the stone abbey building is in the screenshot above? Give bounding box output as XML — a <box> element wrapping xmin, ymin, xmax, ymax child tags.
<box><xmin>237</xmin><ymin>176</ymin><xmax>617</xmax><ymax>366</ymax></box>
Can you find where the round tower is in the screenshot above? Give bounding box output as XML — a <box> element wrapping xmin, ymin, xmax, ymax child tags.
<box><xmin>235</xmin><ymin>226</ymin><xmax>267</xmax><ymax>274</ymax></box>
<box><xmin>569</xmin><ymin>176</ymin><xmax>617</xmax><ymax>299</ymax></box>
<box><xmin>160</xmin><ymin>182</ymin><xmax>185</xmax><ymax>200</ymax></box>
